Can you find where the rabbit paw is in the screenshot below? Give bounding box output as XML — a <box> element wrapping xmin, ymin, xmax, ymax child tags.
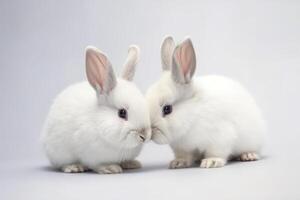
<box><xmin>120</xmin><ymin>160</ymin><xmax>142</xmax><ymax>169</ymax></box>
<box><xmin>61</xmin><ymin>164</ymin><xmax>87</xmax><ymax>173</ymax></box>
<box><xmin>95</xmin><ymin>164</ymin><xmax>123</xmax><ymax>174</ymax></box>
<box><xmin>169</xmin><ymin>158</ymin><xmax>192</xmax><ymax>169</ymax></box>
<box><xmin>239</xmin><ymin>152</ymin><xmax>259</xmax><ymax>161</ymax></box>
<box><xmin>200</xmin><ymin>158</ymin><xmax>226</xmax><ymax>168</ymax></box>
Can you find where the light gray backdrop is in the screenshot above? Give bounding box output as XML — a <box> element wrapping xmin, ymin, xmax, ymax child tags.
<box><xmin>1</xmin><ymin>0</ymin><xmax>300</xmax><ymax>199</ymax></box>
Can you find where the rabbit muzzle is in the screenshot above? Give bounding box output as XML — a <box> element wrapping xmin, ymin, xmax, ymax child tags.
<box><xmin>129</xmin><ymin>128</ymin><xmax>151</xmax><ymax>143</ymax></box>
<box><xmin>151</xmin><ymin>126</ymin><xmax>169</xmax><ymax>144</ymax></box>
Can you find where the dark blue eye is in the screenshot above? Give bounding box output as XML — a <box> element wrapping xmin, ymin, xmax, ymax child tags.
<box><xmin>163</xmin><ymin>105</ymin><xmax>172</xmax><ymax>116</ymax></box>
<box><xmin>118</xmin><ymin>109</ymin><xmax>127</xmax><ymax>120</ymax></box>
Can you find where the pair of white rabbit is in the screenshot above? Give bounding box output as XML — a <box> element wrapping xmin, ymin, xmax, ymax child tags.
<box><xmin>42</xmin><ymin>36</ymin><xmax>266</xmax><ymax>174</ymax></box>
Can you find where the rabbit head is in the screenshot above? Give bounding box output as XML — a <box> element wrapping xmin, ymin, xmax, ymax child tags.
<box><xmin>86</xmin><ymin>45</ymin><xmax>151</xmax><ymax>148</ymax></box>
<box><xmin>146</xmin><ymin>36</ymin><xmax>197</xmax><ymax>144</ymax></box>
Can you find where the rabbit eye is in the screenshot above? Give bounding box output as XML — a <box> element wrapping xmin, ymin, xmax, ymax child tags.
<box><xmin>118</xmin><ymin>108</ymin><xmax>127</xmax><ymax>120</ymax></box>
<box><xmin>162</xmin><ymin>105</ymin><xmax>172</xmax><ymax>116</ymax></box>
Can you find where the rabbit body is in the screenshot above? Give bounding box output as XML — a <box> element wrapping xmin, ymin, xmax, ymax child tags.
<box><xmin>43</xmin><ymin>82</ymin><xmax>143</xmax><ymax>170</ymax></box>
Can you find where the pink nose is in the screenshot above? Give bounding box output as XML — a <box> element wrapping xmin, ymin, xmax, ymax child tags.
<box><xmin>138</xmin><ymin>135</ymin><xmax>146</xmax><ymax>142</ymax></box>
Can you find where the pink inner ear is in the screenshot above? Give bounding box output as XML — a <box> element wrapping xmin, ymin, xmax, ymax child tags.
<box><xmin>86</xmin><ymin>50</ymin><xmax>108</xmax><ymax>90</ymax></box>
<box><xmin>175</xmin><ymin>42</ymin><xmax>193</xmax><ymax>76</ymax></box>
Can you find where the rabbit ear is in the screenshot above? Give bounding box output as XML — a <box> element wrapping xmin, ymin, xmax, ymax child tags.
<box><xmin>161</xmin><ymin>36</ymin><xmax>175</xmax><ymax>71</ymax></box>
<box><xmin>121</xmin><ymin>45</ymin><xmax>140</xmax><ymax>81</ymax></box>
<box><xmin>86</xmin><ymin>46</ymin><xmax>116</xmax><ymax>94</ymax></box>
<box><xmin>172</xmin><ymin>38</ymin><xmax>196</xmax><ymax>84</ymax></box>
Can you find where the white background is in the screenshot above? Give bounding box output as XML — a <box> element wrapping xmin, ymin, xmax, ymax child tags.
<box><xmin>1</xmin><ymin>0</ymin><xmax>300</xmax><ymax>199</ymax></box>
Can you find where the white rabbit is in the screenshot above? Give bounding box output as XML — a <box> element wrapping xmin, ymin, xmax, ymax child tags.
<box><xmin>42</xmin><ymin>45</ymin><xmax>151</xmax><ymax>174</ymax></box>
<box><xmin>146</xmin><ymin>36</ymin><xmax>266</xmax><ymax>169</ymax></box>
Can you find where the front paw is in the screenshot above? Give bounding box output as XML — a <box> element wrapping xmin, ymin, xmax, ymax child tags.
<box><xmin>239</xmin><ymin>152</ymin><xmax>259</xmax><ymax>161</ymax></box>
<box><xmin>200</xmin><ymin>157</ymin><xmax>226</xmax><ymax>168</ymax></box>
<box><xmin>61</xmin><ymin>164</ymin><xmax>87</xmax><ymax>173</ymax></box>
<box><xmin>120</xmin><ymin>160</ymin><xmax>142</xmax><ymax>169</ymax></box>
<box><xmin>95</xmin><ymin>164</ymin><xmax>123</xmax><ymax>174</ymax></box>
<box><xmin>169</xmin><ymin>158</ymin><xmax>192</xmax><ymax>169</ymax></box>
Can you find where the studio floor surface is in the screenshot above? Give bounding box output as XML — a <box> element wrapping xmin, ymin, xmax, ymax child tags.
<box><xmin>1</xmin><ymin>144</ymin><xmax>299</xmax><ymax>200</ymax></box>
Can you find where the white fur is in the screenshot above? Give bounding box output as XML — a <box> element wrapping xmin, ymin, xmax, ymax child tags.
<box><xmin>146</xmin><ymin>37</ymin><xmax>266</xmax><ymax>168</ymax></box>
<box><xmin>42</xmin><ymin>46</ymin><xmax>151</xmax><ymax>173</ymax></box>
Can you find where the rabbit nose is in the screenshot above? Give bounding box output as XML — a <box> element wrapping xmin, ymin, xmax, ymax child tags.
<box><xmin>138</xmin><ymin>135</ymin><xmax>146</xmax><ymax>142</ymax></box>
<box><xmin>137</xmin><ymin>127</ymin><xmax>150</xmax><ymax>142</ymax></box>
